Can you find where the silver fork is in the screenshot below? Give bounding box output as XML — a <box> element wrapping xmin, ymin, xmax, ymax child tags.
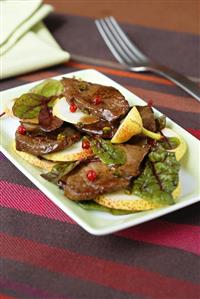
<box><xmin>95</xmin><ymin>16</ymin><xmax>200</xmax><ymax>102</ymax></box>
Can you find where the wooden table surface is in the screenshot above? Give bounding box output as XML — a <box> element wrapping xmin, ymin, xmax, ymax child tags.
<box><xmin>44</xmin><ymin>0</ymin><xmax>199</xmax><ymax>34</ymax></box>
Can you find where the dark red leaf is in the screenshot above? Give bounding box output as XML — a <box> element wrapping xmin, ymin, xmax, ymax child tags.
<box><xmin>38</xmin><ymin>103</ymin><xmax>63</xmax><ymax>132</ymax></box>
<box><xmin>38</xmin><ymin>104</ymin><xmax>52</xmax><ymax>129</ymax></box>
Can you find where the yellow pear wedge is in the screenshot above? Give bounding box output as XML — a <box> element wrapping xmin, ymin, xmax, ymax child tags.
<box><xmin>111</xmin><ymin>106</ymin><xmax>143</xmax><ymax>143</ymax></box>
<box><xmin>161</xmin><ymin>128</ymin><xmax>187</xmax><ymax>161</ymax></box>
<box><xmin>111</xmin><ymin>106</ymin><xmax>162</xmax><ymax>143</ymax></box>
<box><xmin>42</xmin><ymin>140</ymin><xmax>93</xmax><ymax>162</ymax></box>
<box><xmin>95</xmin><ymin>184</ymin><xmax>180</xmax><ymax>212</ymax></box>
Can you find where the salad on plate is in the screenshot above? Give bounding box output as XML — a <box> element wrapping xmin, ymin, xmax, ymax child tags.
<box><xmin>7</xmin><ymin>77</ymin><xmax>187</xmax><ymax>215</ymax></box>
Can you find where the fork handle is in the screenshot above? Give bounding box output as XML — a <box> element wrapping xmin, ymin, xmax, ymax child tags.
<box><xmin>149</xmin><ymin>64</ymin><xmax>200</xmax><ymax>102</ymax></box>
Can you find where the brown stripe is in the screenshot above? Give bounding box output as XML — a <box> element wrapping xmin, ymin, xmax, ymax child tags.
<box><xmin>1</xmin><ymin>258</ymin><xmax>138</xmax><ymax>299</ymax></box>
<box><xmin>1</xmin><ymin>79</ymin><xmax>27</xmax><ymax>91</ymax></box>
<box><xmin>1</xmin><ymin>233</ymin><xmax>200</xmax><ymax>299</ymax></box>
<box><xmin>125</xmin><ymin>85</ymin><xmax>200</xmax><ymax>113</ymax></box>
<box><xmin>44</xmin><ymin>13</ymin><xmax>199</xmax><ymax>78</ymax></box>
<box><xmin>153</xmin><ymin>107</ymin><xmax>200</xmax><ymax>129</ymax></box>
<box><xmin>0</xmin><ymin>286</ymin><xmax>42</xmax><ymax>299</ymax></box>
<box><xmin>70</xmin><ymin>54</ymin><xmax>200</xmax><ymax>83</ymax></box>
<box><xmin>1</xmin><ymin>207</ymin><xmax>199</xmax><ymax>283</ymax></box>
<box><xmin>0</xmin><ymin>277</ymin><xmax>67</xmax><ymax>299</ymax></box>
<box><xmin>0</xmin><ymin>160</ymin><xmax>35</xmax><ymax>189</ymax></box>
<box><xmin>67</xmin><ymin>61</ymin><xmax>173</xmax><ymax>85</ymax></box>
<box><xmin>1</xmin><ymin>181</ymin><xmax>200</xmax><ymax>256</ymax></box>
<box><xmin>15</xmin><ymin>62</ymin><xmax>198</xmax><ymax>101</ymax></box>
<box><xmin>15</xmin><ymin>60</ymin><xmax>172</xmax><ymax>86</ymax></box>
<box><xmin>13</xmin><ymin>64</ymin><xmax>187</xmax><ymax>98</ymax></box>
<box><xmin>18</xmin><ymin>70</ymin><xmax>60</xmax><ymax>82</ymax></box>
<box><xmin>44</xmin><ymin>2</ymin><xmax>199</xmax><ymax>34</ymax></box>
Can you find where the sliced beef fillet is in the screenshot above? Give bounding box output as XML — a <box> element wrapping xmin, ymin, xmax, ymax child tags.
<box><xmin>21</xmin><ymin>117</ymin><xmax>63</xmax><ymax>133</ymax></box>
<box><xmin>61</xmin><ymin>78</ymin><xmax>129</xmax><ymax>122</ymax></box>
<box><xmin>63</xmin><ymin>144</ymin><xmax>149</xmax><ymax>201</ymax></box>
<box><xmin>20</xmin><ymin>122</ymin><xmax>40</xmax><ymax>133</ymax></box>
<box><xmin>64</xmin><ymin>161</ymin><xmax>129</xmax><ymax>201</ymax></box>
<box><xmin>75</xmin><ymin>120</ymin><xmax>118</xmax><ymax>138</ymax></box>
<box><xmin>15</xmin><ymin>126</ymin><xmax>81</xmax><ymax>156</ymax></box>
<box><xmin>116</xmin><ymin>144</ymin><xmax>149</xmax><ymax>178</ymax></box>
<box><xmin>137</xmin><ymin>105</ymin><xmax>156</xmax><ymax>132</ymax></box>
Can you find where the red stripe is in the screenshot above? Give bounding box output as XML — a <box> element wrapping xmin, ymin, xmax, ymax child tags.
<box><xmin>1</xmin><ymin>181</ymin><xmax>200</xmax><ymax>255</ymax></box>
<box><xmin>19</xmin><ymin>70</ymin><xmax>60</xmax><ymax>82</ymax></box>
<box><xmin>0</xmin><ymin>180</ymin><xmax>75</xmax><ymax>224</ymax></box>
<box><xmin>117</xmin><ymin>220</ymin><xmax>200</xmax><ymax>255</ymax></box>
<box><xmin>0</xmin><ymin>296</ymin><xmax>17</xmax><ymax>299</ymax></box>
<box><xmin>187</xmin><ymin>128</ymin><xmax>200</xmax><ymax>139</ymax></box>
<box><xmin>1</xmin><ymin>233</ymin><xmax>199</xmax><ymax>299</ymax></box>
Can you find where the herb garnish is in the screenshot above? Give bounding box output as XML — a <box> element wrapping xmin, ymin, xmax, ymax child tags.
<box><xmin>12</xmin><ymin>79</ymin><xmax>65</xmax><ymax>131</ymax></box>
<box><xmin>41</xmin><ymin>161</ymin><xmax>80</xmax><ymax>184</ymax></box>
<box><xmin>132</xmin><ymin>144</ymin><xmax>180</xmax><ymax>205</ymax></box>
<box><xmin>91</xmin><ymin>138</ymin><xmax>127</xmax><ymax>166</ymax></box>
<box><xmin>30</xmin><ymin>79</ymin><xmax>64</xmax><ymax>97</ymax></box>
<box><xmin>13</xmin><ymin>79</ymin><xmax>64</xmax><ymax>120</ymax></box>
<box><xmin>159</xmin><ymin>136</ymin><xmax>180</xmax><ymax>150</ymax></box>
<box><xmin>155</xmin><ymin>115</ymin><xmax>166</xmax><ymax>131</ymax></box>
<box><xmin>12</xmin><ymin>93</ymin><xmax>45</xmax><ymax>119</ymax></box>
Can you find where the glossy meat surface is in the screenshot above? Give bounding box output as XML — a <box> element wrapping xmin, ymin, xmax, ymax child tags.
<box><xmin>62</xmin><ymin>78</ymin><xmax>129</xmax><ymax>122</ymax></box>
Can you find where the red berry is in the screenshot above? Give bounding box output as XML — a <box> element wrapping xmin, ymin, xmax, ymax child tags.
<box><xmin>147</xmin><ymin>100</ymin><xmax>153</xmax><ymax>108</ymax></box>
<box><xmin>69</xmin><ymin>103</ymin><xmax>77</xmax><ymax>113</ymax></box>
<box><xmin>92</xmin><ymin>96</ymin><xmax>102</xmax><ymax>105</ymax></box>
<box><xmin>17</xmin><ymin>125</ymin><xmax>26</xmax><ymax>135</ymax></box>
<box><xmin>82</xmin><ymin>139</ymin><xmax>90</xmax><ymax>149</ymax></box>
<box><xmin>87</xmin><ymin>170</ymin><xmax>97</xmax><ymax>182</ymax></box>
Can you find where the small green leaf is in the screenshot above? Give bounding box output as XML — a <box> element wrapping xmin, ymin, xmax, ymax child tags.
<box><xmin>12</xmin><ymin>93</ymin><xmax>44</xmax><ymax>119</ymax></box>
<box><xmin>41</xmin><ymin>161</ymin><xmax>80</xmax><ymax>184</ymax></box>
<box><xmin>77</xmin><ymin>201</ymin><xmax>132</xmax><ymax>215</ymax></box>
<box><xmin>31</xmin><ymin>79</ymin><xmax>64</xmax><ymax>97</ymax></box>
<box><xmin>132</xmin><ymin>144</ymin><xmax>180</xmax><ymax>206</ymax></box>
<box><xmin>159</xmin><ymin>137</ymin><xmax>180</xmax><ymax>150</ymax></box>
<box><xmin>155</xmin><ymin>115</ymin><xmax>166</xmax><ymax>131</ymax></box>
<box><xmin>91</xmin><ymin>138</ymin><xmax>127</xmax><ymax>166</ymax></box>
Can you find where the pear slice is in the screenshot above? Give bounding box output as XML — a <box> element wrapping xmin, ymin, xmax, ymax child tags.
<box><xmin>42</xmin><ymin>140</ymin><xmax>93</xmax><ymax>162</ymax></box>
<box><xmin>111</xmin><ymin>107</ymin><xmax>142</xmax><ymax>143</ymax></box>
<box><xmin>95</xmin><ymin>184</ymin><xmax>180</xmax><ymax>212</ymax></box>
<box><xmin>111</xmin><ymin>106</ymin><xmax>162</xmax><ymax>143</ymax></box>
<box><xmin>161</xmin><ymin>128</ymin><xmax>187</xmax><ymax>161</ymax></box>
<box><xmin>13</xmin><ymin>143</ymin><xmax>56</xmax><ymax>171</ymax></box>
<box><xmin>52</xmin><ymin>97</ymin><xmax>99</xmax><ymax>125</ymax></box>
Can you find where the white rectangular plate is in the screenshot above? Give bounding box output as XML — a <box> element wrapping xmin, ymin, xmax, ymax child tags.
<box><xmin>1</xmin><ymin>69</ymin><xmax>199</xmax><ymax>235</ymax></box>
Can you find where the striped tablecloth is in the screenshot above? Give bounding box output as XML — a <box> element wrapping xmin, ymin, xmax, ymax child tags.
<box><xmin>1</xmin><ymin>13</ymin><xmax>200</xmax><ymax>299</ymax></box>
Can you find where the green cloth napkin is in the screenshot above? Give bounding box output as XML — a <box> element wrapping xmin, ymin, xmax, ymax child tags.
<box><xmin>0</xmin><ymin>0</ymin><xmax>70</xmax><ymax>79</ymax></box>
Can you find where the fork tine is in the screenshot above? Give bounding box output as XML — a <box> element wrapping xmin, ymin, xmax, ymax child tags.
<box><xmin>95</xmin><ymin>19</ymin><xmax>132</xmax><ymax>65</ymax></box>
<box><xmin>109</xmin><ymin>16</ymin><xmax>148</xmax><ymax>62</ymax></box>
<box><xmin>104</xmin><ymin>17</ymin><xmax>140</xmax><ymax>63</ymax></box>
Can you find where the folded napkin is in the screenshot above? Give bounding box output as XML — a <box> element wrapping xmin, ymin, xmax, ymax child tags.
<box><xmin>0</xmin><ymin>0</ymin><xmax>70</xmax><ymax>79</ymax></box>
